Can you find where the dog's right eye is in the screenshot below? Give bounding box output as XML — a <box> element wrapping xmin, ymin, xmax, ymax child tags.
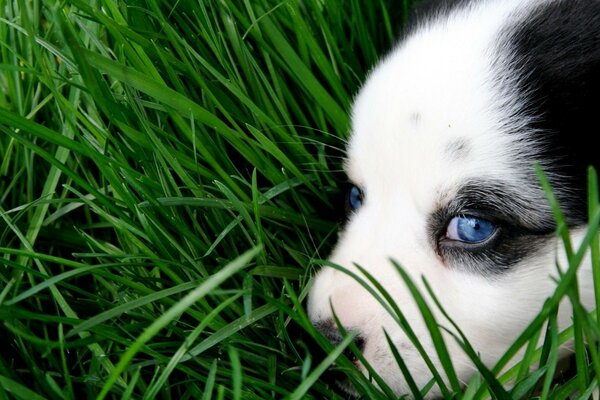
<box><xmin>346</xmin><ymin>185</ymin><xmax>364</xmax><ymax>212</ymax></box>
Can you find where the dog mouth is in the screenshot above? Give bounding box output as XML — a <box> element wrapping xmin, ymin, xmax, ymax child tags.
<box><xmin>318</xmin><ymin>362</ymin><xmax>362</xmax><ymax>398</ymax></box>
<box><xmin>325</xmin><ymin>340</ymin><xmax>368</xmax><ymax>398</ymax></box>
<box><xmin>305</xmin><ymin>320</ymin><xmax>368</xmax><ymax>396</ymax></box>
<box><xmin>333</xmin><ymin>375</ymin><xmax>361</xmax><ymax>398</ymax></box>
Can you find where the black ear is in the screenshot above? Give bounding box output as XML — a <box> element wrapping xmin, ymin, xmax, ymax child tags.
<box><xmin>507</xmin><ymin>0</ymin><xmax>600</xmax><ymax>190</ymax></box>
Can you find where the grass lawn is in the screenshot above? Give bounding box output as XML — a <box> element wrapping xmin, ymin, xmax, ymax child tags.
<box><xmin>0</xmin><ymin>0</ymin><xmax>599</xmax><ymax>399</ymax></box>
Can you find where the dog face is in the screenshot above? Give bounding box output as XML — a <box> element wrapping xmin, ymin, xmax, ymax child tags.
<box><xmin>308</xmin><ymin>0</ymin><xmax>600</xmax><ymax>397</ymax></box>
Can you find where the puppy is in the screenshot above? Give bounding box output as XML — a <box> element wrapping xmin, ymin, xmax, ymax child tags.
<box><xmin>307</xmin><ymin>0</ymin><xmax>599</xmax><ymax>397</ymax></box>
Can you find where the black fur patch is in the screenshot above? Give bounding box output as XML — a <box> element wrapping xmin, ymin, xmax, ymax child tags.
<box><xmin>504</xmin><ymin>0</ymin><xmax>600</xmax><ymax>224</ymax></box>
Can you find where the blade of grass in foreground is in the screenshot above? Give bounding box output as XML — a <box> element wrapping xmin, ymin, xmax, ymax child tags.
<box><xmin>492</xmin><ymin>199</ymin><xmax>600</xmax><ymax>377</ymax></box>
<box><xmin>417</xmin><ymin>275</ymin><xmax>511</xmax><ymax>400</ymax></box>
<box><xmin>286</xmin><ymin>332</ymin><xmax>357</xmax><ymax>400</ymax></box>
<box><xmin>537</xmin><ymin>165</ymin><xmax>597</xmax><ymax>393</ymax></box>
<box><xmin>388</xmin><ymin>262</ymin><xmax>462</xmax><ymax>395</ymax></box>
<box><xmin>351</xmin><ymin>263</ymin><xmax>453</xmax><ymax>398</ymax></box>
<box><xmin>96</xmin><ymin>246</ymin><xmax>262</xmax><ymax>399</ymax></box>
<box><xmin>142</xmin><ymin>294</ymin><xmax>243</xmax><ymax>399</ymax></box>
<box><xmin>587</xmin><ymin>167</ymin><xmax>600</xmax><ymax>381</ymax></box>
<box><xmin>280</xmin><ymin>278</ymin><xmax>387</xmax><ymax>399</ymax></box>
<box><xmin>0</xmin><ymin>375</ymin><xmax>47</xmax><ymax>400</ymax></box>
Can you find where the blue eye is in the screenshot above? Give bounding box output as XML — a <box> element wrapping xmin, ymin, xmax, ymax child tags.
<box><xmin>446</xmin><ymin>215</ymin><xmax>496</xmax><ymax>243</ymax></box>
<box><xmin>347</xmin><ymin>185</ymin><xmax>364</xmax><ymax>211</ymax></box>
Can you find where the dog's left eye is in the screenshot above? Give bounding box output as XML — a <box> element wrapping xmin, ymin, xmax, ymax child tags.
<box><xmin>346</xmin><ymin>185</ymin><xmax>364</xmax><ymax>212</ymax></box>
<box><xmin>446</xmin><ymin>215</ymin><xmax>496</xmax><ymax>243</ymax></box>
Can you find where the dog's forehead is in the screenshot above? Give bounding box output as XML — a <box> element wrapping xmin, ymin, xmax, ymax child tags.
<box><xmin>345</xmin><ymin>0</ymin><xmax>535</xmax><ymax>206</ymax></box>
<box><xmin>347</xmin><ymin>62</ymin><xmax>508</xmax><ymax>206</ymax></box>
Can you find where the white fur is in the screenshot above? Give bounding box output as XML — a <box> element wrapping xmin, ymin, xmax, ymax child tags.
<box><xmin>307</xmin><ymin>0</ymin><xmax>596</xmax><ymax>397</ymax></box>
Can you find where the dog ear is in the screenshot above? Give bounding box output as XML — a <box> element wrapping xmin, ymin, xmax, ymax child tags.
<box><xmin>507</xmin><ymin>0</ymin><xmax>600</xmax><ymax>191</ymax></box>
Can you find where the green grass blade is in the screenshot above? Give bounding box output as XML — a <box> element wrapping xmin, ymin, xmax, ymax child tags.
<box><xmin>96</xmin><ymin>246</ymin><xmax>261</xmax><ymax>399</ymax></box>
<box><xmin>286</xmin><ymin>332</ymin><xmax>356</xmax><ymax>400</ymax></box>
<box><xmin>0</xmin><ymin>375</ymin><xmax>48</xmax><ymax>400</ymax></box>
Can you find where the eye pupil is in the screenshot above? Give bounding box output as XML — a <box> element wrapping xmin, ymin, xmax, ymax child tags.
<box><xmin>347</xmin><ymin>185</ymin><xmax>363</xmax><ymax>211</ymax></box>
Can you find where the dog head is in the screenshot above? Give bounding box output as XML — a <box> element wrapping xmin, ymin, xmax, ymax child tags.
<box><xmin>308</xmin><ymin>0</ymin><xmax>600</xmax><ymax>396</ymax></box>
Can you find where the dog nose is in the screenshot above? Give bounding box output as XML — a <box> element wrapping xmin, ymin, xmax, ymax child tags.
<box><xmin>314</xmin><ymin>319</ymin><xmax>365</xmax><ymax>357</ymax></box>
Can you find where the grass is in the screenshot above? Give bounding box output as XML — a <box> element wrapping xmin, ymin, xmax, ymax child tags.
<box><xmin>0</xmin><ymin>0</ymin><xmax>598</xmax><ymax>399</ymax></box>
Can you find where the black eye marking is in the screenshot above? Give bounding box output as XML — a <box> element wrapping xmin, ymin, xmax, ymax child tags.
<box><xmin>428</xmin><ymin>179</ymin><xmax>557</xmax><ymax>275</ymax></box>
